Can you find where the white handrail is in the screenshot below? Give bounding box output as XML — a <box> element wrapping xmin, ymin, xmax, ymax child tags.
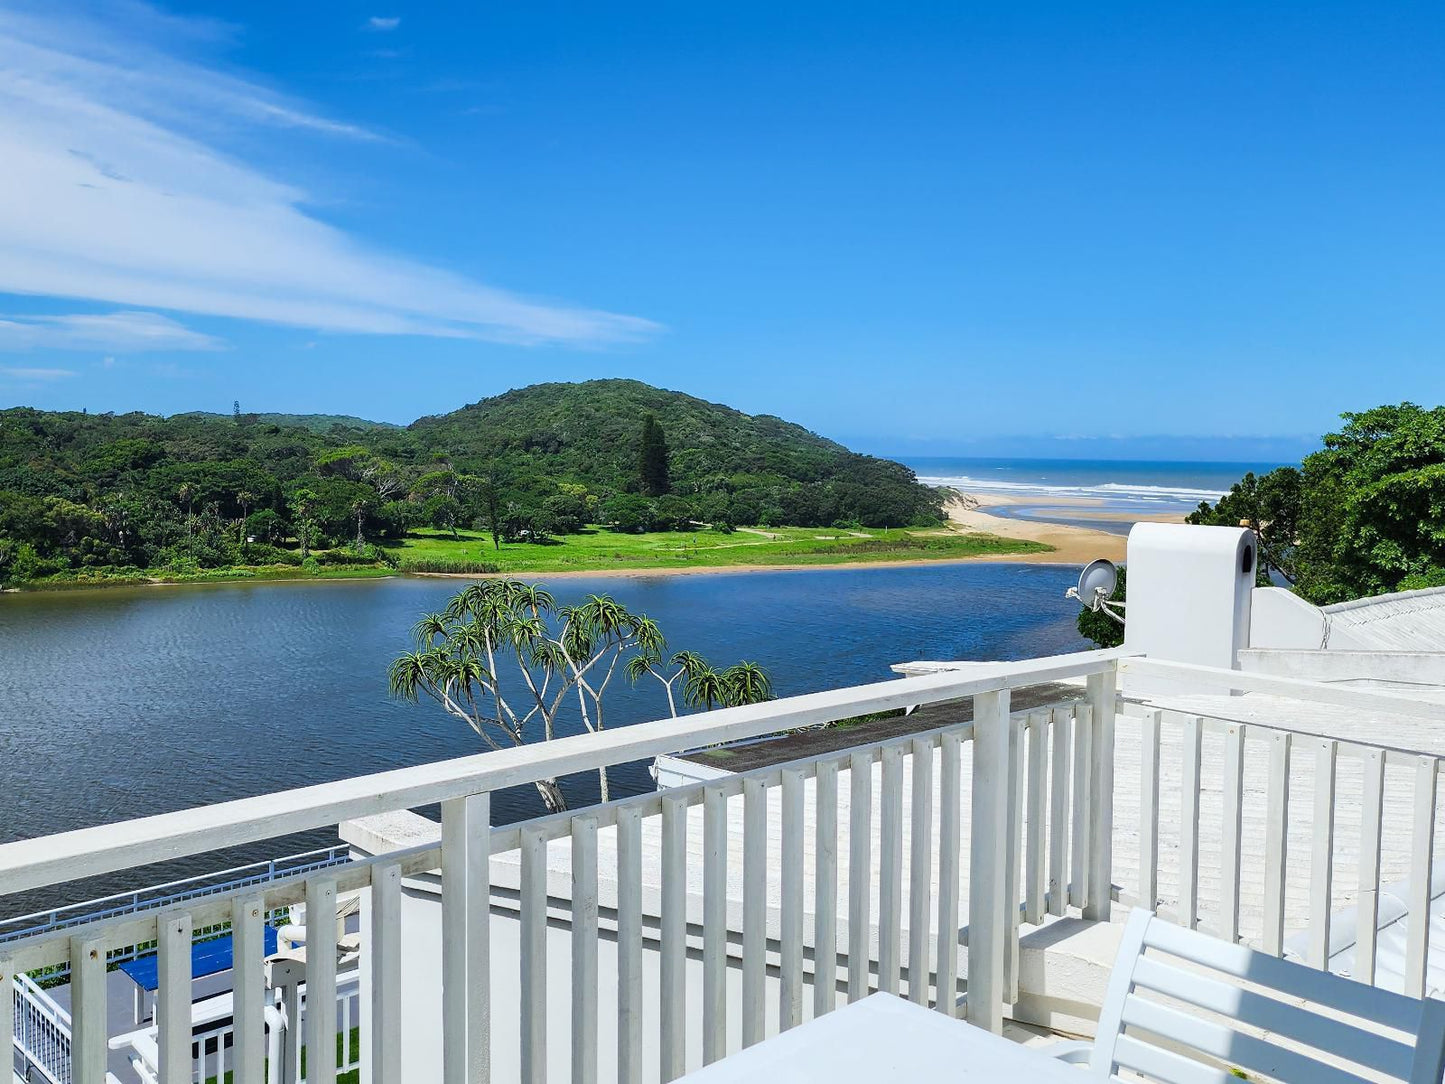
<box><xmin>0</xmin><ymin>649</ymin><xmax>1127</xmax><ymax>897</ymax></box>
<box><xmin>1120</xmin><ymin>657</ymin><xmax>1445</xmax><ymax>719</ymax></box>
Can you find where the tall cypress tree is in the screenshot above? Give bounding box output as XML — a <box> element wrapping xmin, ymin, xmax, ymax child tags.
<box><xmin>638</xmin><ymin>414</ymin><xmax>670</xmax><ymax>496</ymax></box>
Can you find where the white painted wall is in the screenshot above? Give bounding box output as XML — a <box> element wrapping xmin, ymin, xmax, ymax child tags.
<box><xmin>1248</xmin><ymin>587</ymin><xmax>1330</xmax><ymax>650</ymax></box>
<box><xmin>1123</xmin><ymin>523</ymin><xmax>1254</xmax><ymax>689</ymax></box>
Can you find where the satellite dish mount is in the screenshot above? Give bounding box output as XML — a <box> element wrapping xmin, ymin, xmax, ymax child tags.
<box><xmin>1066</xmin><ymin>559</ymin><xmax>1125</xmax><ymax>624</ymax></box>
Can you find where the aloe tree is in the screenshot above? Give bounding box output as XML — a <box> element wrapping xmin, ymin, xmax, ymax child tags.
<box><xmin>389</xmin><ymin>580</ymin><xmax>774</xmax><ymax>811</ymax></box>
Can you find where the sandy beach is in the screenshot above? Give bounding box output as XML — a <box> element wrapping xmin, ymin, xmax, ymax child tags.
<box><xmin>942</xmin><ymin>491</ymin><xmax>1183</xmax><ymax>564</ymax></box>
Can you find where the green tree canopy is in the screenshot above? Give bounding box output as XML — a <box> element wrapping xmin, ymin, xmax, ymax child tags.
<box><xmin>1189</xmin><ymin>402</ymin><xmax>1445</xmax><ymax>605</ymax></box>
<box><xmin>638</xmin><ymin>413</ymin><xmax>671</xmax><ymax>496</ymax></box>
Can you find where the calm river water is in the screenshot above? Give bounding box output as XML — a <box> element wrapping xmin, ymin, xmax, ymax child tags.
<box><xmin>0</xmin><ymin>564</ymin><xmax>1086</xmax><ymax>910</ymax></box>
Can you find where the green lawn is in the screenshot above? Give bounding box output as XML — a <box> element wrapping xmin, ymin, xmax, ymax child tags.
<box><xmin>383</xmin><ymin>523</ymin><xmax>1050</xmax><ymax>575</ymax></box>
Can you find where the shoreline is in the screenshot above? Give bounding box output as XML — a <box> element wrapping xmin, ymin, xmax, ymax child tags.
<box><xmin>3</xmin><ymin>495</ymin><xmax>1183</xmax><ymax>594</ymax></box>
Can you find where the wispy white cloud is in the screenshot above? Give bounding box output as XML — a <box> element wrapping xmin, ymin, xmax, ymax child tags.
<box><xmin>0</xmin><ymin>366</ymin><xmax>78</xmax><ymax>380</ymax></box>
<box><xmin>366</xmin><ymin>16</ymin><xmax>401</xmax><ymax>31</ymax></box>
<box><xmin>0</xmin><ymin>2</ymin><xmax>659</xmax><ymax>347</ymax></box>
<box><xmin>0</xmin><ymin>310</ymin><xmax>224</xmax><ymax>352</ymax></box>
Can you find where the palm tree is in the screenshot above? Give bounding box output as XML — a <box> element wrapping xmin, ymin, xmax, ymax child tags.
<box><xmin>289</xmin><ymin>490</ymin><xmax>317</xmax><ymax>559</ymax></box>
<box><xmin>237</xmin><ymin>489</ymin><xmax>256</xmax><ymax>547</ymax></box>
<box><xmin>178</xmin><ymin>483</ymin><xmax>196</xmax><ymax>548</ymax></box>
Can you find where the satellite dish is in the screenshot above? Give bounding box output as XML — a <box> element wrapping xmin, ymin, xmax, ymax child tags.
<box><xmin>1074</xmin><ymin>559</ymin><xmax>1118</xmax><ymax>611</ymax></box>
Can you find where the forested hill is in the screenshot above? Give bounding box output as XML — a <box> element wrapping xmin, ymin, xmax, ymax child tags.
<box><xmin>0</xmin><ymin>379</ymin><xmax>944</xmax><ymax>582</ymax></box>
<box><xmin>175</xmin><ymin>411</ymin><xmax>402</xmax><ymax>433</ymax></box>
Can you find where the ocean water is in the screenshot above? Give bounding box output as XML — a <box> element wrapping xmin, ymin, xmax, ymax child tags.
<box><xmin>904</xmin><ymin>457</ymin><xmax>1288</xmax><ymax>532</ymax></box>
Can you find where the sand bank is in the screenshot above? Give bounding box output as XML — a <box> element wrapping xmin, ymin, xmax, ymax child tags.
<box><xmin>942</xmin><ymin>491</ymin><xmax>1182</xmax><ymax>564</ymax></box>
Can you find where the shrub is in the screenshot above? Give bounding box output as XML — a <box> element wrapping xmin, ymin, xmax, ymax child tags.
<box><xmin>316</xmin><ymin>549</ymin><xmax>383</xmax><ymax>567</ymax></box>
<box><xmin>241</xmin><ymin>544</ymin><xmax>302</xmax><ymax>566</ymax></box>
<box><xmin>301</xmin><ymin>556</ymin><xmax>321</xmax><ymax>574</ymax></box>
<box><xmin>395</xmin><ymin>556</ymin><xmax>500</xmax><ymax>574</ymax></box>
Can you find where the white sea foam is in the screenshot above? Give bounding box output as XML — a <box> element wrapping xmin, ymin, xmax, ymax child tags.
<box><xmin>916</xmin><ymin>475</ymin><xmax>1227</xmax><ymax>506</ymax></box>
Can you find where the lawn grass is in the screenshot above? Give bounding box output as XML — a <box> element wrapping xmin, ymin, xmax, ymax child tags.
<box><xmin>384</xmin><ymin>523</ymin><xmax>1050</xmax><ymax>575</ymax></box>
<box><xmin>7</xmin><ymin>523</ymin><xmax>1050</xmax><ymax>593</ymax></box>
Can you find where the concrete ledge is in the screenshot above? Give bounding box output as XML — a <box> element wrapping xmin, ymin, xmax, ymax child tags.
<box><xmin>1011</xmin><ymin>917</ymin><xmax>1124</xmax><ymax>1039</ymax></box>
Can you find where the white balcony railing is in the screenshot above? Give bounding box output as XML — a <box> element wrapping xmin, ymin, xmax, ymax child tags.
<box><xmin>0</xmin><ymin>649</ymin><xmax>1120</xmax><ymax>1084</ymax></box>
<box><xmin>2</xmin><ymin>647</ymin><xmax>1442</xmax><ymax>1084</ymax></box>
<box><xmin>1113</xmin><ymin>657</ymin><xmax>1445</xmax><ymax>996</ymax></box>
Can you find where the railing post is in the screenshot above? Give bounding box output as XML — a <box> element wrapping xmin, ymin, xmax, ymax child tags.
<box><xmin>442</xmin><ymin>792</ymin><xmax>491</xmax><ymax>1084</ymax></box>
<box><xmin>70</xmin><ymin>934</ymin><xmax>107</xmax><ymax>1084</ymax></box>
<box><xmin>966</xmin><ymin>688</ymin><xmax>1011</xmax><ymax>1033</ymax></box>
<box><xmin>1084</xmin><ymin>666</ymin><xmax>1117</xmax><ymax>922</ymax></box>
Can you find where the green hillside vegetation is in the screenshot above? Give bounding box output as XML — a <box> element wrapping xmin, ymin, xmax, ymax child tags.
<box><xmin>1191</xmin><ymin>402</ymin><xmax>1445</xmax><ymax>604</ymax></box>
<box><xmin>175</xmin><ymin>411</ymin><xmax>402</xmax><ymax>434</ymax></box>
<box><xmin>0</xmin><ymin>379</ymin><xmax>1035</xmax><ymax>587</ymax></box>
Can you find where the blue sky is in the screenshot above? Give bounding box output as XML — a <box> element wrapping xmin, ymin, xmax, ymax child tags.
<box><xmin>0</xmin><ymin>1</ymin><xmax>1441</xmax><ymax>457</ymax></box>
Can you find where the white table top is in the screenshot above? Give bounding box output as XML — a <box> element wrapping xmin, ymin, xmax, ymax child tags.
<box><xmin>680</xmin><ymin>994</ymin><xmax>1086</xmax><ymax>1082</ymax></box>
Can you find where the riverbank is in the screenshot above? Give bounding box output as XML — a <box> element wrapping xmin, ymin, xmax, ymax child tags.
<box><xmin>2</xmin><ymin>498</ymin><xmax>1194</xmax><ymax>594</ymax></box>
<box><xmin>4</xmin><ymin>524</ymin><xmax>1057</xmax><ymax>592</ymax></box>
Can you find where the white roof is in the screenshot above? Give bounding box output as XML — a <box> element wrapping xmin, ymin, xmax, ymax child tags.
<box><xmin>1324</xmin><ymin>586</ymin><xmax>1445</xmax><ymax>651</ymax></box>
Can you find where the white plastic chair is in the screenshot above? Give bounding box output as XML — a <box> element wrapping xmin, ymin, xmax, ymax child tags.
<box><xmin>1054</xmin><ymin>908</ymin><xmax>1445</xmax><ymax>1082</ymax></box>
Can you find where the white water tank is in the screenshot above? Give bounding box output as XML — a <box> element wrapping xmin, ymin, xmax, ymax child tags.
<box><xmin>1124</xmin><ymin>522</ymin><xmax>1256</xmax><ymax>670</ymax></box>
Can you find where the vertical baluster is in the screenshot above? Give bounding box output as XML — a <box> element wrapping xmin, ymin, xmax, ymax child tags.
<box><xmin>1048</xmin><ymin>707</ymin><xmax>1071</xmax><ymax>917</ymax></box>
<box><xmin>307</xmin><ymin>877</ymin><xmax>339</xmax><ymax>1084</ymax></box>
<box><xmin>0</xmin><ymin>956</ymin><xmax>14</xmax><ymax>1084</ymax></box>
<box><xmin>908</xmin><ymin>738</ymin><xmax>934</xmax><ymax>1004</ymax></box>
<box><xmin>158</xmin><ymin>912</ymin><xmax>193</xmax><ymax>1084</ymax></box>
<box><xmin>1003</xmin><ymin>717</ymin><xmax>1023</xmax><ymax>1002</ymax></box>
<box><xmin>441</xmin><ymin>792</ymin><xmax>490</xmax><ymax>1084</ymax></box>
<box><xmin>1025</xmin><ymin>714</ymin><xmax>1047</xmax><ymax>924</ymax></box>
<box><xmin>878</xmin><ymin>745</ymin><xmax>904</xmax><ymax>997</ymax></box>
<box><xmin>1357</xmin><ymin>748</ymin><xmax>1385</xmax><ymax>984</ymax></box>
<box><xmin>702</xmin><ymin>783</ymin><xmax>728</xmax><ymax>1064</ymax></box>
<box><xmin>847</xmin><ymin>750</ymin><xmax>873</xmax><ymax>1001</ymax></box>
<box><xmin>1138</xmin><ymin>711</ymin><xmax>1161</xmax><ymax>912</ymax></box>
<box><xmin>936</xmin><ymin>731</ymin><xmax>962</xmax><ymax>1016</ymax></box>
<box><xmin>741</xmin><ymin>779</ymin><xmax>768</xmax><ymax>1048</ymax></box>
<box><xmin>1070</xmin><ymin>704</ymin><xmax>1092</xmax><ymax>909</ymax></box>
<box><xmin>232</xmin><ymin>894</ymin><xmax>267</xmax><ymax>1084</ymax></box>
<box><xmin>814</xmin><ymin>759</ymin><xmax>840</xmax><ymax>1019</ymax></box>
<box><xmin>572</xmin><ymin>815</ymin><xmax>600</xmax><ymax>1084</ymax></box>
<box><xmin>365</xmin><ymin>864</ymin><xmax>402</xmax><ymax>1084</ymax></box>
<box><xmin>618</xmin><ymin>807</ymin><xmax>644</xmax><ymax>1083</ymax></box>
<box><xmin>341</xmin><ymin>996</ymin><xmax>353</xmax><ymax>1071</ymax></box>
<box><xmin>70</xmin><ymin>935</ymin><xmax>106</xmax><ymax>1084</ymax></box>
<box><xmin>1262</xmin><ymin>734</ymin><xmax>1291</xmax><ymax>956</ymax></box>
<box><xmin>1309</xmin><ymin>740</ymin><xmax>1338</xmax><ymax>969</ymax></box>
<box><xmin>1085</xmin><ymin>669</ymin><xmax>1117</xmax><ymax>922</ymax></box>
<box><xmin>1406</xmin><ymin>756</ymin><xmax>1438</xmax><ymax>998</ymax></box>
<box><xmin>520</xmin><ymin>826</ymin><xmax>548</xmax><ymax>1084</ymax></box>
<box><xmin>1221</xmin><ymin>724</ymin><xmax>1246</xmax><ymax>944</ymax></box>
<box><xmin>781</xmin><ymin>768</ymin><xmax>806</xmax><ymax>1030</ymax></box>
<box><xmin>967</xmin><ymin>688</ymin><xmax>1012</xmax><ymax>1034</ymax></box>
<box><xmin>658</xmin><ymin>797</ymin><xmax>685</xmax><ymax>1082</ymax></box>
<box><xmin>1180</xmin><ymin>715</ymin><xmax>1203</xmax><ymax>929</ymax></box>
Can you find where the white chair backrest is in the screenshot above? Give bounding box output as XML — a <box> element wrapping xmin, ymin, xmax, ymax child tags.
<box><xmin>1093</xmin><ymin>909</ymin><xmax>1445</xmax><ymax>1084</ymax></box>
